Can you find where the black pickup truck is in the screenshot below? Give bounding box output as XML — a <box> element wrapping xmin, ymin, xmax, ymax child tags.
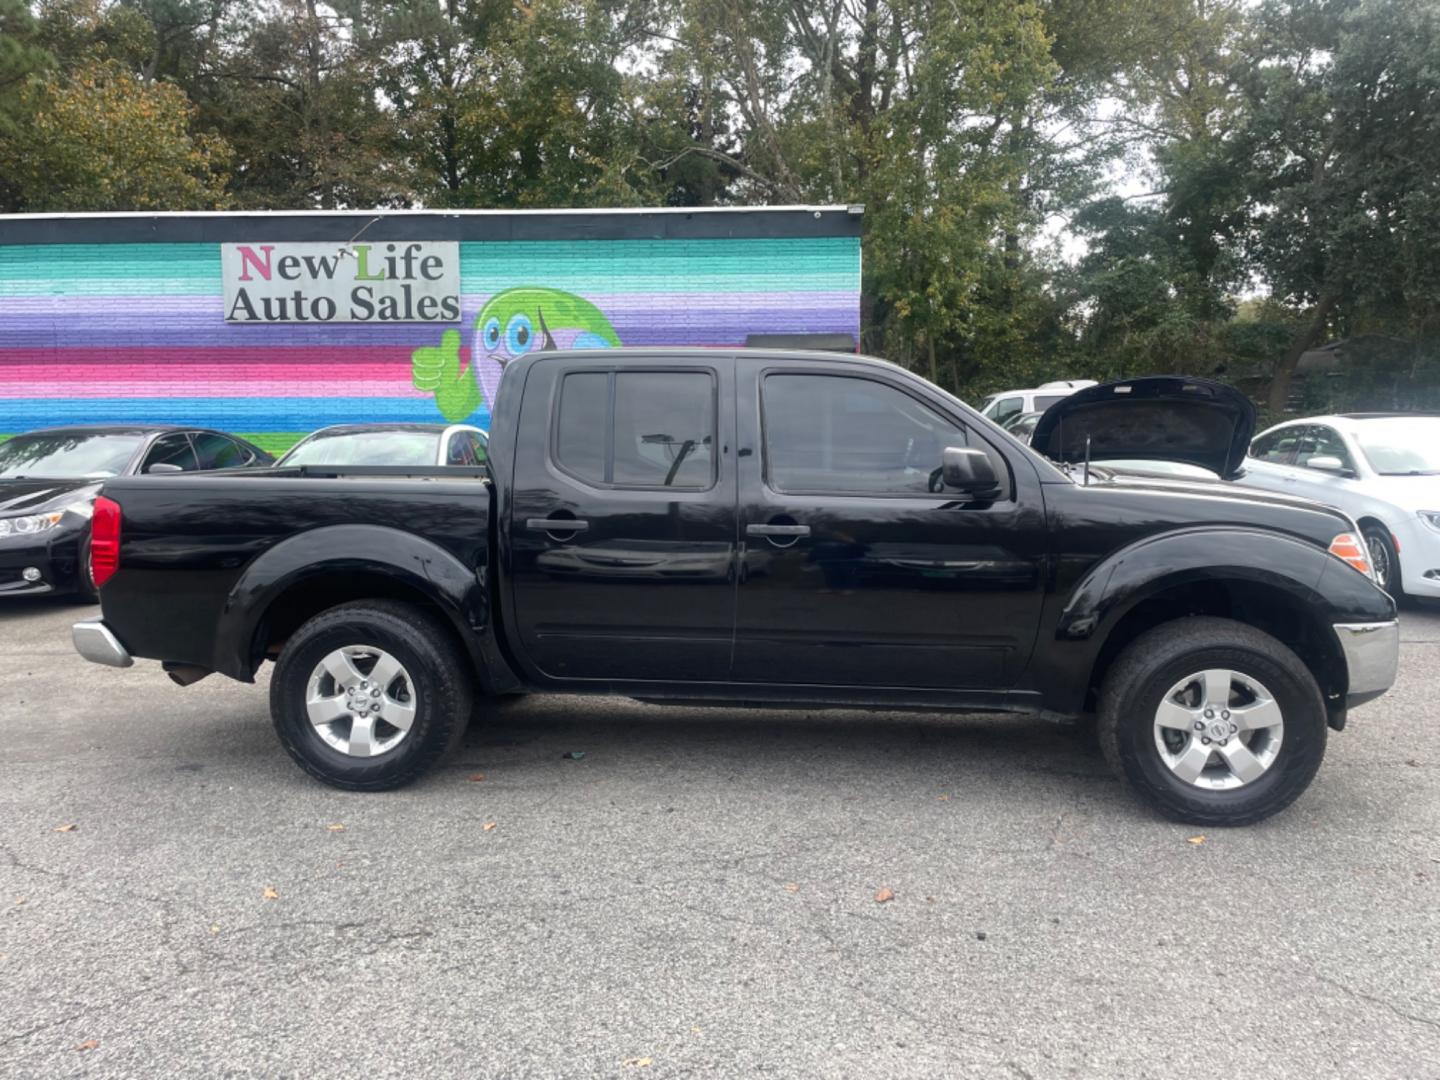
<box><xmin>72</xmin><ymin>352</ymin><xmax>1399</xmax><ymax>825</ymax></box>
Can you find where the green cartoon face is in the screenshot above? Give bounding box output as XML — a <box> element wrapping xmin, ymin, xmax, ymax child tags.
<box><xmin>411</xmin><ymin>287</ymin><xmax>621</xmax><ymax>424</ymax></box>
<box><xmin>474</xmin><ymin>287</ymin><xmax>621</xmax><ymax>365</ymax></box>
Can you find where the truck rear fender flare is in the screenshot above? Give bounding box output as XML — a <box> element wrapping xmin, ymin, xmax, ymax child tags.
<box><xmin>1040</xmin><ymin>527</ymin><xmax>1393</xmax><ymax>713</ymax></box>
<box><xmin>213</xmin><ymin>524</ymin><xmax>511</xmax><ymax>689</ymax></box>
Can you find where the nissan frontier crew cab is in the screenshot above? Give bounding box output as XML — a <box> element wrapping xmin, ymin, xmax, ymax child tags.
<box><xmin>72</xmin><ymin>354</ymin><xmax>1400</xmax><ymax>825</ymax></box>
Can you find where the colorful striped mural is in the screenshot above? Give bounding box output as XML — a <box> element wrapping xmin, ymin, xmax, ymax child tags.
<box><xmin>0</xmin><ymin>211</ymin><xmax>863</xmax><ymax>453</ymax></box>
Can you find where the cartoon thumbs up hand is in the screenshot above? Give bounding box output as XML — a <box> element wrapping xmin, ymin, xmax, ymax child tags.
<box><xmin>411</xmin><ymin>329</ymin><xmax>483</xmax><ymax>422</ymax></box>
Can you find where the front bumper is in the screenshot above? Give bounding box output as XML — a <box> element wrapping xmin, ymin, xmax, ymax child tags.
<box><xmin>0</xmin><ymin>529</ymin><xmax>85</xmax><ymax>596</ymax></box>
<box><xmin>1334</xmin><ymin>620</ymin><xmax>1400</xmax><ymax>707</ymax></box>
<box><xmin>73</xmin><ymin>620</ymin><xmax>134</xmax><ymax>668</ymax></box>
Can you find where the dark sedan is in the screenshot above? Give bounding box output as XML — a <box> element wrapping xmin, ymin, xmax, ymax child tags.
<box><xmin>0</xmin><ymin>425</ymin><xmax>272</xmax><ymax>599</ymax></box>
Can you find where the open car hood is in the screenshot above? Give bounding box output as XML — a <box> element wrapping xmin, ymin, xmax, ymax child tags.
<box><xmin>1028</xmin><ymin>376</ymin><xmax>1256</xmax><ymax>480</ymax></box>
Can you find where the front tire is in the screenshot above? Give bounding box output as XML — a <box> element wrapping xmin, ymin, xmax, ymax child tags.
<box><xmin>1363</xmin><ymin>525</ymin><xmax>1401</xmax><ymax>598</ymax></box>
<box><xmin>270</xmin><ymin>601</ymin><xmax>473</xmax><ymax>790</ymax></box>
<box><xmin>1098</xmin><ymin>617</ymin><xmax>1327</xmax><ymax>826</ymax></box>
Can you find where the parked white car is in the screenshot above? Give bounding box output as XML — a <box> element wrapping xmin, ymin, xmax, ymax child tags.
<box><xmin>1242</xmin><ymin>414</ymin><xmax>1440</xmax><ymax>598</ymax></box>
<box><xmin>979</xmin><ymin>380</ymin><xmax>1098</xmax><ymax>427</ymax></box>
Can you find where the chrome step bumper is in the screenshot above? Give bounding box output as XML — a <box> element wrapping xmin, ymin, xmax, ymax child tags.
<box><xmin>72</xmin><ymin>620</ymin><xmax>134</xmax><ymax>669</ymax></box>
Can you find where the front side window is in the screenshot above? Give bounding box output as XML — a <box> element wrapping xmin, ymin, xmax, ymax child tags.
<box><xmin>446</xmin><ymin>431</ymin><xmax>482</xmax><ymax>466</ymax></box>
<box><xmin>1294</xmin><ymin>425</ymin><xmax>1355</xmax><ymax>471</ymax></box>
<box><xmin>143</xmin><ymin>434</ymin><xmax>199</xmax><ymax>472</ymax></box>
<box><xmin>762</xmin><ymin>373</ymin><xmax>971</xmax><ymax>495</ymax></box>
<box><xmin>1249</xmin><ymin>427</ymin><xmax>1301</xmax><ymax>464</ymax></box>
<box><xmin>555</xmin><ymin>370</ymin><xmax>715</xmax><ymax>489</ymax></box>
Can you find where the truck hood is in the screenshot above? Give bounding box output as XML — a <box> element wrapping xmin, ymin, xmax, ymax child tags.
<box><xmin>0</xmin><ymin>478</ymin><xmax>102</xmax><ymax>514</ymax></box>
<box><xmin>1030</xmin><ymin>376</ymin><xmax>1256</xmax><ymax>481</ymax></box>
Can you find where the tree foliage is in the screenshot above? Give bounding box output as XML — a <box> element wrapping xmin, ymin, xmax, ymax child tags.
<box><xmin>0</xmin><ymin>0</ymin><xmax>1436</xmax><ymax>409</ymax></box>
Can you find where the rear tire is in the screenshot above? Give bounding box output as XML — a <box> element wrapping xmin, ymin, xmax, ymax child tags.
<box><xmin>1098</xmin><ymin>617</ymin><xmax>1327</xmax><ymax>826</ymax></box>
<box><xmin>270</xmin><ymin>600</ymin><xmax>473</xmax><ymax>790</ymax></box>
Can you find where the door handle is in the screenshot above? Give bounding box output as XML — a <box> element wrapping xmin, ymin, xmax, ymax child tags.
<box><xmin>746</xmin><ymin>523</ymin><xmax>811</xmax><ymax>537</ymax></box>
<box><xmin>526</xmin><ymin>518</ymin><xmax>589</xmax><ymax>532</ymax></box>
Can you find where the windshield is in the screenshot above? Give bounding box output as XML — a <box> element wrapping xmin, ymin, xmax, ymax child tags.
<box><xmin>1353</xmin><ymin>419</ymin><xmax>1440</xmax><ymax>475</ymax></box>
<box><xmin>0</xmin><ymin>433</ymin><xmax>143</xmax><ymax>479</ymax></box>
<box><xmin>279</xmin><ymin>430</ymin><xmax>440</xmax><ymax>467</ymax></box>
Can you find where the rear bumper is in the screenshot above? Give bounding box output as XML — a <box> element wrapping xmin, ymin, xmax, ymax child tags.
<box><xmin>1335</xmin><ymin>620</ymin><xmax>1399</xmax><ymax>707</ymax></box>
<box><xmin>73</xmin><ymin>620</ymin><xmax>134</xmax><ymax>668</ymax></box>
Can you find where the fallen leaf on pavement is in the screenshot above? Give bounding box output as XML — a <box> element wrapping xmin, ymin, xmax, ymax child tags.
<box><xmin>482</xmin><ymin>822</ymin><xmax>497</xmax><ymax>832</ymax></box>
<box><xmin>327</xmin><ymin>824</ymin><xmax>345</xmax><ymax>832</ymax></box>
<box><xmin>563</xmin><ymin>751</ymin><xmax>586</xmax><ymax>760</ymax></box>
<box><xmin>936</xmin><ymin>795</ymin><xmax>950</xmax><ymax>802</ymax></box>
<box><xmin>1186</xmin><ymin>835</ymin><xmax>1206</xmax><ymax>845</ymax></box>
<box><xmin>468</xmin><ymin>773</ymin><xmax>486</xmax><ymax>782</ymax></box>
<box><xmin>262</xmin><ymin>886</ymin><xmax>279</xmax><ymax>900</ymax></box>
<box><xmin>54</xmin><ymin>824</ymin><xmax>77</xmax><ymax>833</ymax></box>
<box><xmin>209</xmin><ymin>925</ymin><xmax>220</xmax><ymax>934</ymax></box>
<box><xmin>875</xmin><ymin>887</ymin><xmax>895</xmax><ymax>903</ymax></box>
<box><xmin>783</xmin><ymin>883</ymin><xmax>800</xmax><ymax>893</ymax></box>
<box><xmin>75</xmin><ymin>1040</ymin><xmax>99</xmax><ymax>1052</ymax></box>
<box><xmin>622</xmin><ymin>1057</ymin><xmax>652</xmax><ymax>1068</ymax></box>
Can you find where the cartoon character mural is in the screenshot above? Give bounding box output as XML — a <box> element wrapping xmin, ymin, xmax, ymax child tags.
<box><xmin>411</xmin><ymin>286</ymin><xmax>621</xmax><ymax>423</ymax></box>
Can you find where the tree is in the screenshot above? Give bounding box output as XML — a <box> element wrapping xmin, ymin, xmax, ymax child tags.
<box><xmin>2</xmin><ymin>58</ymin><xmax>230</xmax><ymax>211</ymax></box>
<box><xmin>1240</xmin><ymin>0</ymin><xmax>1440</xmax><ymax>410</ymax></box>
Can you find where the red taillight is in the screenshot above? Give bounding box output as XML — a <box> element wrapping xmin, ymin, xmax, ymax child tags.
<box><xmin>90</xmin><ymin>496</ymin><xmax>121</xmax><ymax>588</ymax></box>
<box><xmin>1328</xmin><ymin>532</ymin><xmax>1372</xmax><ymax>578</ymax></box>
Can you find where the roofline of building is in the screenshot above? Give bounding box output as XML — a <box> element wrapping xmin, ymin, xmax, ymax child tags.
<box><xmin>0</xmin><ymin>205</ymin><xmax>866</xmax><ymax>245</ymax></box>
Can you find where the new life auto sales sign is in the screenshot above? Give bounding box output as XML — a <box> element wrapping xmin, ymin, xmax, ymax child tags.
<box><xmin>222</xmin><ymin>242</ymin><xmax>461</xmax><ymax>323</ymax></box>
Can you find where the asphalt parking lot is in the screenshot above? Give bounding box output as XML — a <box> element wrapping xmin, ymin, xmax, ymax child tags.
<box><xmin>1</xmin><ymin>600</ymin><xmax>1438</xmax><ymax>1078</ymax></box>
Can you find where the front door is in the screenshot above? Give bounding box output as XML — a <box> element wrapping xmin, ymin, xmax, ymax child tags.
<box><xmin>507</xmin><ymin>356</ymin><xmax>738</xmax><ymax>683</ymax></box>
<box><xmin>731</xmin><ymin>359</ymin><xmax>1048</xmax><ymax>690</ymax></box>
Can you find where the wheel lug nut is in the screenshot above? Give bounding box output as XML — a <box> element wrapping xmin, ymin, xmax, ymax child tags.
<box><xmin>1202</xmin><ymin>737</ymin><xmax>1211</xmax><ymax>745</ymax></box>
<box><xmin>371</xmin><ymin>688</ymin><xmax>380</xmax><ymax>698</ymax></box>
<box><xmin>1230</xmin><ymin>723</ymin><xmax>1237</xmax><ymax>733</ymax></box>
<box><xmin>1193</xmin><ymin>721</ymin><xmax>1204</xmax><ymax>731</ymax></box>
<box><xmin>1204</xmin><ymin>709</ymin><xmax>1214</xmax><ymax>719</ymax></box>
<box><xmin>1222</xmin><ymin>710</ymin><xmax>1230</xmax><ymax>720</ymax></box>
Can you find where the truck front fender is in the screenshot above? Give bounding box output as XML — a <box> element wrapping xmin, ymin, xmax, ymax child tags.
<box><xmin>212</xmin><ymin>524</ymin><xmax>515</xmax><ymax>691</ymax></box>
<box><xmin>1030</xmin><ymin>526</ymin><xmax>1393</xmax><ymax>713</ymax></box>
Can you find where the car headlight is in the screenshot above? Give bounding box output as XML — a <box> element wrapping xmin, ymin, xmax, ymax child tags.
<box><xmin>0</xmin><ymin>511</ymin><xmax>66</xmax><ymax>537</ymax></box>
<box><xmin>1418</xmin><ymin>511</ymin><xmax>1440</xmax><ymax>533</ymax></box>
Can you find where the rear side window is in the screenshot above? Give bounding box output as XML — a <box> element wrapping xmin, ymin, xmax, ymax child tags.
<box><xmin>762</xmin><ymin>373</ymin><xmax>970</xmax><ymax>495</ymax></box>
<box><xmin>1032</xmin><ymin>394</ymin><xmax>1067</xmax><ymax>412</ymax></box>
<box><xmin>555</xmin><ymin>370</ymin><xmax>716</xmax><ymax>489</ymax></box>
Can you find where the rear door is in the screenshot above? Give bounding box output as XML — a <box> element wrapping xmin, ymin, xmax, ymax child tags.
<box><xmin>731</xmin><ymin>357</ymin><xmax>1048</xmax><ymax>690</ymax></box>
<box><xmin>506</xmin><ymin>356</ymin><xmax>738</xmax><ymax>683</ymax></box>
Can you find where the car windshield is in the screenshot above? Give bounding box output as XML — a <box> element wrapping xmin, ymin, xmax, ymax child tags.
<box><xmin>1353</xmin><ymin>419</ymin><xmax>1440</xmax><ymax>475</ymax></box>
<box><xmin>279</xmin><ymin>430</ymin><xmax>440</xmax><ymax>467</ymax></box>
<box><xmin>0</xmin><ymin>433</ymin><xmax>143</xmax><ymax>479</ymax></box>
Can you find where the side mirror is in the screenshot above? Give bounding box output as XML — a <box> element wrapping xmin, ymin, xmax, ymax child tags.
<box><xmin>1305</xmin><ymin>455</ymin><xmax>1349</xmax><ymax>475</ymax></box>
<box><xmin>941</xmin><ymin>446</ymin><xmax>1002</xmax><ymax>498</ymax></box>
<box><xmin>146</xmin><ymin>462</ymin><xmax>184</xmax><ymax>474</ymax></box>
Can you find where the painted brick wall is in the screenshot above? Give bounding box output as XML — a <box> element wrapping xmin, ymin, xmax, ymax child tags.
<box><xmin>0</xmin><ymin>230</ymin><xmax>861</xmax><ymax>453</ymax></box>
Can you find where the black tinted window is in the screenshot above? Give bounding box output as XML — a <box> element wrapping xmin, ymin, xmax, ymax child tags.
<box><xmin>556</xmin><ymin>372</ymin><xmax>609</xmax><ymax>484</ymax></box>
<box><xmin>763</xmin><ymin>374</ymin><xmax>968</xmax><ymax>495</ymax></box>
<box><xmin>143</xmin><ymin>434</ymin><xmax>199</xmax><ymax>472</ymax></box>
<box><xmin>556</xmin><ymin>370</ymin><xmax>715</xmax><ymax>489</ymax></box>
<box><xmin>193</xmin><ymin>433</ymin><xmax>248</xmax><ymax>470</ymax></box>
<box><xmin>446</xmin><ymin>432</ymin><xmax>481</xmax><ymax>466</ymax></box>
